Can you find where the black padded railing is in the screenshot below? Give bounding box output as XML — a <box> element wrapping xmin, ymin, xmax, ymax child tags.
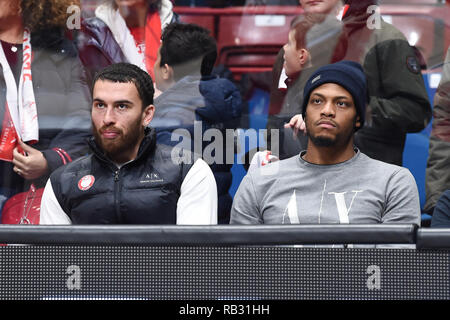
<box><xmin>0</xmin><ymin>224</ymin><xmax>449</xmax><ymax>300</ymax></box>
<box><xmin>0</xmin><ymin>224</ymin><xmax>418</xmax><ymax>245</ymax></box>
<box><xmin>416</xmin><ymin>228</ymin><xmax>450</xmax><ymax>249</ymax></box>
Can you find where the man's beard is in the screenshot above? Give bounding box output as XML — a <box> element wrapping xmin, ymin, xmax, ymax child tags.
<box><xmin>306</xmin><ymin>117</ymin><xmax>357</xmax><ymax>148</ymax></box>
<box><xmin>92</xmin><ymin>118</ymin><xmax>143</xmax><ymax>162</ymax></box>
<box><xmin>308</xmin><ymin>134</ymin><xmax>336</xmax><ymax>147</ymax></box>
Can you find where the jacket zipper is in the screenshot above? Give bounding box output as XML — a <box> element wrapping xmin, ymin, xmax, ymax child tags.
<box><xmin>114</xmin><ymin>169</ymin><xmax>121</xmax><ymax>223</ymax></box>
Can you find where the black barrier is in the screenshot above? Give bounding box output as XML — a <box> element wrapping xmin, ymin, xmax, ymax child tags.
<box><xmin>417</xmin><ymin>228</ymin><xmax>450</xmax><ymax>249</ymax></box>
<box><xmin>0</xmin><ymin>224</ymin><xmax>417</xmax><ymax>245</ymax></box>
<box><xmin>0</xmin><ymin>225</ymin><xmax>449</xmax><ymax>300</ymax></box>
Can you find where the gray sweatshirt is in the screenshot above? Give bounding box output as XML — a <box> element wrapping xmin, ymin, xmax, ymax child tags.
<box><xmin>230</xmin><ymin>150</ymin><xmax>421</xmax><ymax>226</ymax></box>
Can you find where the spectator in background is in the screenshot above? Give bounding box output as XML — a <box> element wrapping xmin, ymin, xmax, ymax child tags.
<box><xmin>231</xmin><ymin>61</ymin><xmax>421</xmax><ymax>226</ymax></box>
<box><xmin>0</xmin><ymin>0</ymin><xmax>91</xmax><ymax>220</ymax></box>
<box><xmin>426</xmin><ymin>46</ymin><xmax>450</xmax><ymax>217</ymax></box>
<box><xmin>152</xmin><ymin>23</ymin><xmax>242</xmax><ymax>224</ymax></box>
<box><xmin>267</xmin><ymin>16</ymin><xmax>315</xmax><ymax>158</ymax></box>
<box><xmin>40</xmin><ymin>63</ymin><xmax>217</xmax><ymax>225</ymax></box>
<box><xmin>268</xmin><ymin>0</ymin><xmax>343</xmax><ymax>117</ymax></box>
<box><xmin>330</xmin><ymin>0</ymin><xmax>431</xmax><ymax>165</ymax></box>
<box><xmin>77</xmin><ymin>0</ymin><xmax>177</xmax><ymax>89</ymax></box>
<box><xmin>431</xmin><ymin>190</ymin><xmax>450</xmax><ymax>228</ymax></box>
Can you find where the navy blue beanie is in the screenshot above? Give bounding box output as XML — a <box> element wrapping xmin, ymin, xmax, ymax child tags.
<box><xmin>301</xmin><ymin>60</ymin><xmax>368</xmax><ymax>129</ymax></box>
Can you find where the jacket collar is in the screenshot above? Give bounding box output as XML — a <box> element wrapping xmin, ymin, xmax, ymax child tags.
<box><xmin>284</xmin><ymin>71</ymin><xmax>301</xmax><ymax>88</ymax></box>
<box><xmin>88</xmin><ymin>127</ymin><xmax>157</xmax><ymax>168</ymax></box>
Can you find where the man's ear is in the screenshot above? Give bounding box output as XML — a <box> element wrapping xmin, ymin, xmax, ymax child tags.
<box><xmin>355</xmin><ymin>115</ymin><xmax>361</xmax><ymax>129</ymax></box>
<box><xmin>299</xmin><ymin>48</ymin><xmax>310</xmax><ymax>66</ymax></box>
<box><xmin>142</xmin><ymin>104</ymin><xmax>155</xmax><ymax>127</ymax></box>
<box><xmin>162</xmin><ymin>63</ymin><xmax>174</xmax><ymax>82</ymax></box>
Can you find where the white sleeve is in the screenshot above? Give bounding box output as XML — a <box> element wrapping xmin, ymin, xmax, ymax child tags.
<box><xmin>176</xmin><ymin>159</ymin><xmax>218</xmax><ymax>225</ymax></box>
<box><xmin>39</xmin><ymin>179</ymin><xmax>72</xmax><ymax>225</ymax></box>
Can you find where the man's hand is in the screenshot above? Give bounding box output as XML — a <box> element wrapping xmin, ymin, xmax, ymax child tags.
<box><xmin>284</xmin><ymin>114</ymin><xmax>306</xmax><ymax>138</ymax></box>
<box><xmin>249</xmin><ymin>150</ymin><xmax>279</xmax><ymax>170</ymax></box>
<box><xmin>12</xmin><ymin>140</ymin><xmax>49</xmax><ymax>180</ymax></box>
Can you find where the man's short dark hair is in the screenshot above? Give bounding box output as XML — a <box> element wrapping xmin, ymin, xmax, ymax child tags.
<box><xmin>159</xmin><ymin>22</ymin><xmax>217</xmax><ymax>80</ymax></box>
<box><xmin>290</xmin><ymin>17</ymin><xmax>313</xmax><ymax>50</ymax></box>
<box><xmin>93</xmin><ymin>63</ymin><xmax>155</xmax><ymax>108</ymax></box>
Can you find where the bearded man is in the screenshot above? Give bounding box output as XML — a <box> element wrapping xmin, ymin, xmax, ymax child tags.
<box><xmin>39</xmin><ymin>63</ymin><xmax>217</xmax><ymax>225</ymax></box>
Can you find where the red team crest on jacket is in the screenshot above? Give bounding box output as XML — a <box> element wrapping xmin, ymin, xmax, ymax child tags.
<box><xmin>78</xmin><ymin>175</ymin><xmax>95</xmax><ymax>191</ymax></box>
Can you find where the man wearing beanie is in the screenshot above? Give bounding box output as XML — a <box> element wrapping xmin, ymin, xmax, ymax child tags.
<box><xmin>230</xmin><ymin>61</ymin><xmax>421</xmax><ymax>226</ymax></box>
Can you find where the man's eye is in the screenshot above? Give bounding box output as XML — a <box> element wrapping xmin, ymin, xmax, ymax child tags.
<box><xmin>117</xmin><ymin>104</ymin><xmax>128</xmax><ymax>110</ymax></box>
<box><xmin>311</xmin><ymin>98</ymin><xmax>322</xmax><ymax>104</ymax></box>
<box><xmin>95</xmin><ymin>103</ymin><xmax>105</xmax><ymax>109</ymax></box>
<box><xmin>337</xmin><ymin>101</ymin><xmax>349</xmax><ymax>107</ymax></box>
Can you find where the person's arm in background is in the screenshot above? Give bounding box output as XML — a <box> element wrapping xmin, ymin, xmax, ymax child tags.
<box><xmin>76</xmin><ymin>18</ymin><xmax>121</xmax><ymax>87</ymax></box>
<box><xmin>364</xmin><ymin>36</ymin><xmax>432</xmax><ymax>134</ymax></box>
<box><xmin>424</xmin><ymin>47</ymin><xmax>450</xmax><ymax>214</ymax></box>
<box><xmin>431</xmin><ymin>189</ymin><xmax>450</xmax><ymax>228</ymax></box>
<box><xmin>41</xmin><ymin>51</ymin><xmax>92</xmax><ymax>174</ymax></box>
<box><xmin>431</xmin><ymin>190</ymin><xmax>450</xmax><ymax>228</ymax></box>
<box><xmin>12</xmin><ymin>41</ymin><xmax>91</xmax><ymax>181</ymax></box>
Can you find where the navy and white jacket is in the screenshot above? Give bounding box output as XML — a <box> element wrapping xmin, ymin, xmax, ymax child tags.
<box><xmin>39</xmin><ymin>129</ymin><xmax>217</xmax><ymax>225</ymax></box>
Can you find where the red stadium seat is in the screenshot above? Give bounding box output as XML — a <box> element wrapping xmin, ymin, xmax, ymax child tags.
<box><xmin>215</xmin><ymin>6</ymin><xmax>302</xmax><ymax>79</ymax></box>
<box><xmin>176</xmin><ymin>7</ymin><xmax>216</xmax><ymax>37</ymax></box>
<box><xmin>174</xmin><ymin>6</ymin><xmax>303</xmax><ymax>80</ymax></box>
